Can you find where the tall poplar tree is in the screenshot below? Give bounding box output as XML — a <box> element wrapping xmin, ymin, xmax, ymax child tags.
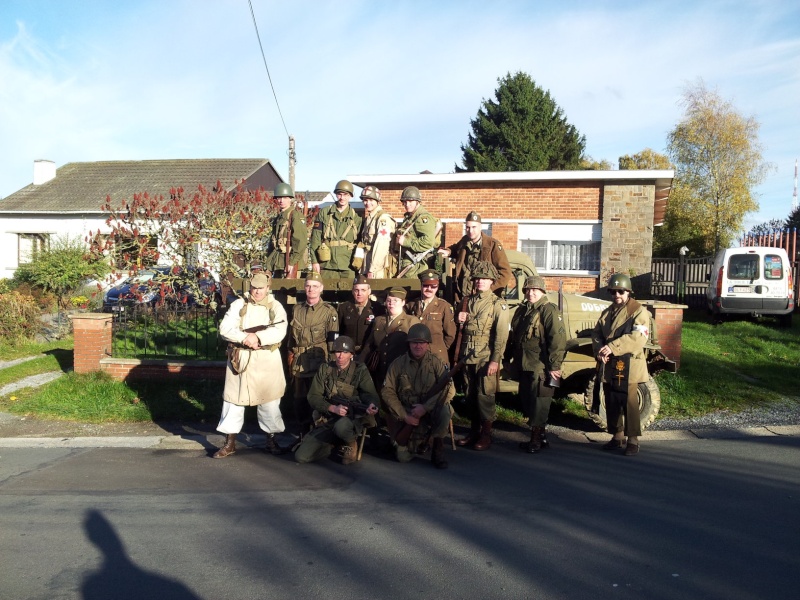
<box><xmin>456</xmin><ymin>72</ymin><xmax>586</xmax><ymax>172</ymax></box>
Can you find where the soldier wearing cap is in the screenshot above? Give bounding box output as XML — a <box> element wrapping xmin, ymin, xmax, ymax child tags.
<box><xmin>310</xmin><ymin>179</ymin><xmax>362</xmax><ymax>278</ymax></box>
<box><xmin>405</xmin><ymin>269</ymin><xmax>456</xmax><ymax>363</ymax></box>
<box><xmin>455</xmin><ymin>261</ymin><xmax>510</xmax><ymax>451</ymax></box>
<box><xmin>337</xmin><ymin>274</ymin><xmax>385</xmax><ymax>354</ymax></box>
<box><xmin>212</xmin><ymin>272</ymin><xmax>289</xmax><ymax>459</ymax></box>
<box><xmin>294</xmin><ymin>336</ymin><xmax>380</xmax><ymax>465</ymax></box>
<box><xmin>358</xmin><ymin>286</ymin><xmax>420</xmax><ymax>388</ymax></box>
<box><xmin>356</xmin><ymin>185</ymin><xmax>396</xmax><ymax>278</ymax></box>
<box><xmin>394</xmin><ymin>186</ymin><xmax>439</xmax><ymax>278</ymax></box>
<box><xmin>264</xmin><ymin>183</ymin><xmax>308</xmax><ymax>278</ymax></box>
<box><xmin>288</xmin><ymin>271</ymin><xmax>339</xmax><ymax>432</ymax></box>
<box><xmin>382</xmin><ymin>324</ymin><xmax>455</xmax><ymax>468</ymax></box>
<box><xmin>505</xmin><ymin>276</ymin><xmax>566</xmax><ymax>454</ymax></box>
<box><xmin>439</xmin><ymin>211</ymin><xmax>512</xmax><ymax>304</ymax></box>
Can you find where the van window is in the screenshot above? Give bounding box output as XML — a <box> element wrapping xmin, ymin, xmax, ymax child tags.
<box><xmin>727</xmin><ymin>255</ymin><xmax>759</xmax><ymax>280</ymax></box>
<box><xmin>763</xmin><ymin>254</ymin><xmax>784</xmax><ymax>280</ymax></box>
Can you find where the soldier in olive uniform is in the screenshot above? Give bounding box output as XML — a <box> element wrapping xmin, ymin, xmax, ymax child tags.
<box><xmin>506</xmin><ymin>276</ymin><xmax>566</xmax><ymax>454</ymax></box>
<box><xmin>394</xmin><ymin>186</ymin><xmax>438</xmax><ymax>278</ymax></box>
<box><xmin>382</xmin><ymin>324</ymin><xmax>455</xmax><ymax>469</ymax></box>
<box><xmin>295</xmin><ymin>336</ymin><xmax>379</xmax><ymax>465</ymax></box>
<box><xmin>592</xmin><ymin>273</ymin><xmax>651</xmax><ymax>456</ymax></box>
<box><xmin>439</xmin><ymin>211</ymin><xmax>512</xmax><ymax>304</ymax></box>
<box><xmin>337</xmin><ymin>274</ymin><xmax>384</xmax><ymax>354</ymax></box>
<box><xmin>288</xmin><ymin>272</ymin><xmax>339</xmax><ymax>431</ymax></box>
<box><xmin>310</xmin><ymin>179</ymin><xmax>362</xmax><ymax>278</ymax></box>
<box><xmin>455</xmin><ymin>261</ymin><xmax>510</xmax><ymax>451</ymax></box>
<box><xmin>356</xmin><ymin>185</ymin><xmax>396</xmax><ymax>278</ymax></box>
<box><xmin>405</xmin><ymin>269</ymin><xmax>456</xmax><ymax>364</ymax></box>
<box><xmin>264</xmin><ymin>183</ymin><xmax>308</xmax><ymax>278</ymax></box>
<box><xmin>357</xmin><ymin>286</ymin><xmax>420</xmax><ymax>389</ymax></box>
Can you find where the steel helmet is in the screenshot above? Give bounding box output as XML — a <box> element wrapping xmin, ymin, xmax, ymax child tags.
<box><xmin>607</xmin><ymin>273</ymin><xmax>633</xmax><ymax>292</ymax></box>
<box><xmin>470</xmin><ymin>261</ymin><xmax>500</xmax><ymax>282</ymax></box>
<box><xmin>360</xmin><ymin>185</ymin><xmax>382</xmax><ymax>202</ymax></box>
<box><xmin>523</xmin><ymin>275</ymin><xmax>547</xmax><ymax>293</ymax></box>
<box><xmin>400</xmin><ymin>186</ymin><xmax>422</xmax><ymax>202</ymax></box>
<box><xmin>334</xmin><ymin>180</ymin><xmax>354</xmax><ymax>196</ymax></box>
<box><xmin>273</xmin><ymin>183</ymin><xmax>294</xmax><ymax>199</ymax></box>
<box><xmin>407</xmin><ymin>323</ymin><xmax>432</xmax><ymax>344</ymax></box>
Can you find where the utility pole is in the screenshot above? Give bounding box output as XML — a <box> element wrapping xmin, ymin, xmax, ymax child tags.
<box><xmin>288</xmin><ymin>136</ymin><xmax>296</xmax><ymax>192</ymax></box>
<box><xmin>793</xmin><ymin>159</ymin><xmax>797</xmax><ymax>211</ymax></box>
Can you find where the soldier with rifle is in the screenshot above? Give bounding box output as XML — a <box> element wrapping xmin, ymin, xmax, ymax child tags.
<box><xmin>394</xmin><ymin>186</ymin><xmax>438</xmax><ymax>278</ymax></box>
<box><xmin>454</xmin><ymin>261</ymin><xmax>510</xmax><ymax>452</ymax></box>
<box><xmin>381</xmin><ymin>324</ymin><xmax>456</xmax><ymax>468</ymax></box>
<box><xmin>212</xmin><ymin>272</ymin><xmax>289</xmax><ymax>459</ymax></box>
<box><xmin>295</xmin><ymin>336</ymin><xmax>379</xmax><ymax>465</ymax></box>
<box><xmin>592</xmin><ymin>273</ymin><xmax>650</xmax><ymax>456</ymax></box>
<box><xmin>310</xmin><ymin>179</ymin><xmax>362</xmax><ymax>278</ymax></box>
<box><xmin>264</xmin><ymin>183</ymin><xmax>307</xmax><ymax>278</ymax></box>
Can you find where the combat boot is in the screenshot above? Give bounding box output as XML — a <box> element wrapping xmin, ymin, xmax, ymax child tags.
<box><xmin>540</xmin><ymin>427</ymin><xmax>550</xmax><ymax>449</ymax></box>
<box><xmin>456</xmin><ymin>420</ymin><xmax>481</xmax><ymax>447</ymax></box>
<box><xmin>341</xmin><ymin>439</ymin><xmax>358</xmax><ymax>465</ymax></box>
<box><xmin>431</xmin><ymin>437</ymin><xmax>448</xmax><ymax>469</ymax></box>
<box><xmin>472</xmin><ymin>420</ymin><xmax>493</xmax><ymax>451</ymax></box>
<box><xmin>518</xmin><ymin>426</ymin><xmax>543</xmax><ymax>453</ymax></box>
<box><xmin>264</xmin><ymin>433</ymin><xmax>287</xmax><ymax>456</ymax></box>
<box><xmin>213</xmin><ymin>434</ymin><xmax>237</xmax><ymax>459</ymax></box>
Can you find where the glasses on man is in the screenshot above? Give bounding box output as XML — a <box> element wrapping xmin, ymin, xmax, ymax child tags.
<box><xmin>609</xmin><ymin>289</ymin><xmax>627</xmax><ymax>296</ymax></box>
<box><xmin>422</xmin><ymin>283</ymin><xmax>439</xmax><ymax>288</ymax></box>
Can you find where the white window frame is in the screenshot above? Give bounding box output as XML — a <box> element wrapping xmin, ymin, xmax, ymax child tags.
<box><xmin>517</xmin><ymin>221</ymin><xmax>601</xmax><ymax>275</ymax></box>
<box><xmin>18</xmin><ymin>233</ymin><xmax>50</xmax><ymax>264</ymax></box>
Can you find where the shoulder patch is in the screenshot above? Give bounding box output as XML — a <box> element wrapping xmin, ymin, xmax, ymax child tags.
<box><xmin>501</xmin><ymin>303</ymin><xmax>508</xmax><ymax>310</ymax></box>
<box><xmin>497</xmin><ymin>244</ymin><xmax>503</xmax><ymax>250</ymax></box>
<box><xmin>421</xmin><ymin>217</ymin><xmax>429</xmax><ymax>224</ymax></box>
<box><xmin>313</xmin><ymin>221</ymin><xmax>323</xmax><ymax>231</ymax></box>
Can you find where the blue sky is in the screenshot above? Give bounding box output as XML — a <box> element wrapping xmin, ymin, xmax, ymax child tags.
<box><xmin>1</xmin><ymin>0</ymin><xmax>798</xmax><ymax>231</ymax></box>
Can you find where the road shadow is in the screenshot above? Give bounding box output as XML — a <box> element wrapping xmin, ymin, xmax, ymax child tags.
<box><xmin>81</xmin><ymin>509</ymin><xmax>202</xmax><ymax>600</ymax></box>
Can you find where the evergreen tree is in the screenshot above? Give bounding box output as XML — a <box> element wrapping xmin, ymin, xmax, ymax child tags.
<box><xmin>456</xmin><ymin>72</ymin><xmax>586</xmax><ymax>172</ymax></box>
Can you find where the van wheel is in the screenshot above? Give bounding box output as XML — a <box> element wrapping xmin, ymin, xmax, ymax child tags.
<box><xmin>583</xmin><ymin>376</ymin><xmax>661</xmax><ymax>432</ymax></box>
<box><xmin>778</xmin><ymin>313</ymin><xmax>793</xmax><ymax>328</ymax></box>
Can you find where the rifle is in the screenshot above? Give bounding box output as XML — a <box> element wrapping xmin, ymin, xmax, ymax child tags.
<box><xmin>329</xmin><ymin>396</ymin><xmax>371</xmax><ymax>417</ymax></box>
<box><xmin>397</xmin><ymin>247</ymin><xmax>436</xmax><ymax>277</ymax></box>
<box><xmin>284</xmin><ymin>208</ymin><xmax>299</xmax><ymax>278</ymax></box>
<box><xmin>229</xmin><ymin>320</ymin><xmax>286</xmax><ymax>349</ymax></box>
<box><xmin>591</xmin><ymin>360</ymin><xmax>604</xmax><ymax>414</ymax></box>
<box><xmin>394</xmin><ymin>354</ymin><xmax>469</xmax><ymax>447</ymax></box>
<box><xmin>451</xmin><ymin>294</ymin><xmax>470</xmax><ymax>366</ymax></box>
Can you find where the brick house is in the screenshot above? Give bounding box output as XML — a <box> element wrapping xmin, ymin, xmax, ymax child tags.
<box><xmin>348</xmin><ymin>170</ymin><xmax>673</xmax><ymax>294</ymax></box>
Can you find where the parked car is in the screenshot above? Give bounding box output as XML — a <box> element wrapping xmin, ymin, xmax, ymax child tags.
<box><xmin>102</xmin><ymin>266</ymin><xmax>218</xmax><ymax>313</ymax></box>
<box><xmin>706</xmin><ymin>246</ymin><xmax>794</xmax><ymax>327</ymax></box>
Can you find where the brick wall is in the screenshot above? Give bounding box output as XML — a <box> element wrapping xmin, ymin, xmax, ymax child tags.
<box><xmin>645</xmin><ymin>302</ymin><xmax>687</xmax><ymax>369</ymax></box>
<box><xmin>71</xmin><ymin>313</ymin><xmax>113</xmax><ymax>374</ymax></box>
<box><xmin>100</xmin><ymin>358</ymin><xmax>226</xmax><ymax>382</ymax></box>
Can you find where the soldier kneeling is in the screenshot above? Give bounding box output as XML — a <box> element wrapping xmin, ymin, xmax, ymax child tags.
<box><xmin>294</xmin><ymin>336</ymin><xmax>379</xmax><ymax>465</ymax></box>
<box><xmin>382</xmin><ymin>324</ymin><xmax>456</xmax><ymax>469</ymax></box>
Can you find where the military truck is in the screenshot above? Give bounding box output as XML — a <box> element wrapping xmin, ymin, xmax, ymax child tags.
<box><xmin>235</xmin><ymin>249</ymin><xmax>674</xmax><ymax>431</ymax></box>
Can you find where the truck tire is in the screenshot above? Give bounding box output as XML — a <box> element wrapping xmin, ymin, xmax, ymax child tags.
<box><xmin>583</xmin><ymin>376</ymin><xmax>661</xmax><ymax>432</ymax></box>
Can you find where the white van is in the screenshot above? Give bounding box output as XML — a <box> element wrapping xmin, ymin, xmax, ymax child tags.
<box><xmin>706</xmin><ymin>246</ymin><xmax>795</xmax><ymax>326</ymax></box>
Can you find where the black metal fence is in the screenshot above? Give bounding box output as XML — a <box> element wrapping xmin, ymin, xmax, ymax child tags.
<box><xmin>110</xmin><ymin>304</ymin><xmax>226</xmax><ymax>360</ymax></box>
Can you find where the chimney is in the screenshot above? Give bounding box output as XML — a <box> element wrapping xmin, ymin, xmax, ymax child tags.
<box><xmin>33</xmin><ymin>160</ymin><xmax>56</xmax><ymax>185</ymax></box>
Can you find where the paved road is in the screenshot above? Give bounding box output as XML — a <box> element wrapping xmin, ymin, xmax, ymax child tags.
<box><xmin>1</xmin><ymin>431</ymin><xmax>799</xmax><ymax>600</ymax></box>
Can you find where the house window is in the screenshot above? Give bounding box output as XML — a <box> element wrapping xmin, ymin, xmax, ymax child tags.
<box><xmin>518</xmin><ymin>223</ymin><xmax>601</xmax><ymax>273</ymax></box>
<box><xmin>18</xmin><ymin>233</ymin><xmax>49</xmax><ymax>264</ymax></box>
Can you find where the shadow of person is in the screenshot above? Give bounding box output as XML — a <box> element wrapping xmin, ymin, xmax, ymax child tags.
<box><xmin>82</xmin><ymin>509</ymin><xmax>202</xmax><ymax>600</ymax></box>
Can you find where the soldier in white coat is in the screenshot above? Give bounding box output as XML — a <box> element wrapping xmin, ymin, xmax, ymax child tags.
<box><xmin>212</xmin><ymin>272</ymin><xmax>288</xmax><ymax>458</ymax></box>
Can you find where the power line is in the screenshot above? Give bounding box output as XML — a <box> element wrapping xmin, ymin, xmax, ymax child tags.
<box><xmin>247</xmin><ymin>0</ymin><xmax>289</xmax><ymax>139</ymax></box>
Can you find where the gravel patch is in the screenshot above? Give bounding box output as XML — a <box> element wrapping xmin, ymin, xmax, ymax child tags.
<box><xmin>649</xmin><ymin>397</ymin><xmax>800</xmax><ymax>430</ymax></box>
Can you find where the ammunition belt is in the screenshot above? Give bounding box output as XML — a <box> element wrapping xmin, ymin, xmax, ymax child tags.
<box><xmin>327</xmin><ymin>240</ymin><xmax>355</xmax><ymax>249</ymax></box>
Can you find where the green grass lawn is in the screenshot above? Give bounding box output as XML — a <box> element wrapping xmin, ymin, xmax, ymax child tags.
<box><xmin>0</xmin><ymin>309</ymin><xmax>797</xmax><ymax>425</ymax></box>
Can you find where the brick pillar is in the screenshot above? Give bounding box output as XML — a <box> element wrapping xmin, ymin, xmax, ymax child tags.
<box><xmin>70</xmin><ymin>313</ymin><xmax>113</xmax><ymax>374</ymax></box>
<box><xmin>644</xmin><ymin>301</ymin><xmax>687</xmax><ymax>369</ymax></box>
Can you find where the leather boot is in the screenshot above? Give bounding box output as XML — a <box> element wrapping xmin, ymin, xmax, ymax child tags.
<box><xmin>456</xmin><ymin>421</ymin><xmax>481</xmax><ymax>447</ymax></box>
<box><xmin>472</xmin><ymin>420</ymin><xmax>493</xmax><ymax>451</ymax></box>
<box><xmin>341</xmin><ymin>439</ymin><xmax>358</xmax><ymax>465</ymax></box>
<box><xmin>213</xmin><ymin>434</ymin><xmax>237</xmax><ymax>459</ymax></box>
<box><xmin>540</xmin><ymin>428</ymin><xmax>550</xmax><ymax>449</ymax></box>
<box><xmin>431</xmin><ymin>437</ymin><xmax>448</xmax><ymax>469</ymax></box>
<box><xmin>264</xmin><ymin>433</ymin><xmax>287</xmax><ymax>456</ymax></box>
<box><xmin>518</xmin><ymin>426</ymin><xmax>542</xmax><ymax>453</ymax></box>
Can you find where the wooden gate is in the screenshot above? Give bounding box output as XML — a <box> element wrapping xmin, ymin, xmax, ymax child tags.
<box><xmin>651</xmin><ymin>256</ymin><xmax>713</xmax><ymax>309</ymax></box>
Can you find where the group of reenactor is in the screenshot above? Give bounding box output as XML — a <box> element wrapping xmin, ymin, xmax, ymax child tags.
<box><xmin>212</xmin><ymin>180</ymin><xmax>650</xmax><ymax>467</ymax></box>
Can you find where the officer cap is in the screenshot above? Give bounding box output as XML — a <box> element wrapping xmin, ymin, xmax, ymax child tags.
<box><xmin>523</xmin><ymin>275</ymin><xmax>547</xmax><ymax>293</ymax></box>
<box><xmin>418</xmin><ymin>269</ymin><xmax>440</xmax><ymax>284</ymax></box>
<box><xmin>250</xmin><ymin>273</ymin><xmax>271</xmax><ymax>288</ymax></box>
<box><xmin>386</xmin><ymin>286</ymin><xmax>407</xmax><ymax>300</ymax></box>
<box><xmin>353</xmin><ymin>273</ymin><xmax>369</xmax><ymax>287</ymax></box>
<box><xmin>465</xmin><ymin>211</ymin><xmax>481</xmax><ymax>223</ymax></box>
<box><xmin>470</xmin><ymin>261</ymin><xmax>500</xmax><ymax>282</ymax></box>
<box><xmin>305</xmin><ymin>272</ymin><xmax>323</xmax><ymax>283</ymax></box>
<box><xmin>332</xmin><ymin>336</ymin><xmax>355</xmax><ymax>353</ymax></box>
<box><xmin>407</xmin><ymin>323</ymin><xmax>432</xmax><ymax>344</ymax></box>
